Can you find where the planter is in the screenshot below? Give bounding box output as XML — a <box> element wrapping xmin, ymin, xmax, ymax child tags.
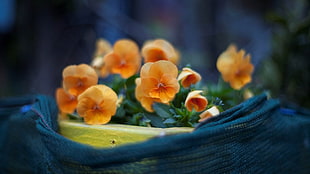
<box><xmin>59</xmin><ymin>120</ymin><xmax>194</xmax><ymax>148</ymax></box>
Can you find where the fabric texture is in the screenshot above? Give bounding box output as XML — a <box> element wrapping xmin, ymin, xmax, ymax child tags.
<box><xmin>0</xmin><ymin>93</ymin><xmax>309</xmax><ymax>174</ymax></box>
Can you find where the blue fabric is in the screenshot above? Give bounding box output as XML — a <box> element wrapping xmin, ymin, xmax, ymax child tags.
<box><xmin>0</xmin><ymin>93</ymin><xmax>309</xmax><ymax>173</ymax></box>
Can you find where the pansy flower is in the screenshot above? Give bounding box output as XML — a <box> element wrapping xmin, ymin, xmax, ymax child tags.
<box><xmin>178</xmin><ymin>67</ymin><xmax>201</xmax><ymax>88</ymax></box>
<box><xmin>216</xmin><ymin>44</ymin><xmax>254</xmax><ymax>90</ymax></box>
<box><xmin>56</xmin><ymin>88</ymin><xmax>77</xmax><ymax>114</ymax></box>
<box><xmin>91</xmin><ymin>39</ymin><xmax>113</xmax><ymax>78</ymax></box>
<box><xmin>104</xmin><ymin>39</ymin><xmax>141</xmax><ymax>78</ymax></box>
<box><xmin>135</xmin><ymin>78</ymin><xmax>160</xmax><ymax>112</ymax></box>
<box><xmin>198</xmin><ymin>106</ymin><xmax>220</xmax><ymax>122</ymax></box>
<box><xmin>185</xmin><ymin>90</ymin><xmax>208</xmax><ymax>112</ymax></box>
<box><xmin>77</xmin><ymin>85</ymin><xmax>118</xmax><ymax>125</ymax></box>
<box><xmin>142</xmin><ymin>39</ymin><xmax>179</xmax><ymax>64</ymax></box>
<box><xmin>99</xmin><ymin>63</ymin><xmax>111</xmax><ymax>78</ymax></box>
<box><xmin>62</xmin><ymin>64</ymin><xmax>98</xmax><ymax>96</ymax></box>
<box><xmin>93</xmin><ymin>38</ymin><xmax>112</xmax><ymax>57</ymax></box>
<box><xmin>135</xmin><ymin>60</ymin><xmax>180</xmax><ymax>111</ymax></box>
<box><xmin>141</xmin><ymin>60</ymin><xmax>180</xmax><ymax>103</ymax></box>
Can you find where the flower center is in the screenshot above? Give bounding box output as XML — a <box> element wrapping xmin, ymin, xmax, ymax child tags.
<box><xmin>69</xmin><ymin>95</ymin><xmax>75</xmax><ymax>101</ymax></box>
<box><xmin>157</xmin><ymin>82</ymin><xmax>165</xmax><ymax>88</ymax></box>
<box><xmin>120</xmin><ymin>60</ymin><xmax>126</xmax><ymax>66</ymax></box>
<box><xmin>77</xmin><ymin>79</ymin><xmax>83</xmax><ymax>87</ymax></box>
<box><xmin>92</xmin><ymin>104</ymin><xmax>101</xmax><ymax>110</ymax></box>
<box><xmin>235</xmin><ymin>69</ymin><xmax>243</xmax><ymax>77</ymax></box>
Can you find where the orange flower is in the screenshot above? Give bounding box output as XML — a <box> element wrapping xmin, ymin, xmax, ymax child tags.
<box><xmin>141</xmin><ymin>39</ymin><xmax>179</xmax><ymax>64</ymax></box>
<box><xmin>99</xmin><ymin>62</ymin><xmax>111</xmax><ymax>78</ymax></box>
<box><xmin>135</xmin><ymin>78</ymin><xmax>160</xmax><ymax>112</ymax></box>
<box><xmin>216</xmin><ymin>44</ymin><xmax>254</xmax><ymax>90</ymax></box>
<box><xmin>104</xmin><ymin>39</ymin><xmax>141</xmax><ymax>78</ymax></box>
<box><xmin>177</xmin><ymin>67</ymin><xmax>201</xmax><ymax>88</ymax></box>
<box><xmin>77</xmin><ymin>85</ymin><xmax>118</xmax><ymax>125</ymax></box>
<box><xmin>56</xmin><ymin>88</ymin><xmax>77</xmax><ymax>114</ymax></box>
<box><xmin>185</xmin><ymin>90</ymin><xmax>208</xmax><ymax>112</ymax></box>
<box><xmin>91</xmin><ymin>56</ymin><xmax>111</xmax><ymax>78</ymax></box>
<box><xmin>93</xmin><ymin>38</ymin><xmax>112</xmax><ymax>57</ymax></box>
<box><xmin>141</xmin><ymin>60</ymin><xmax>180</xmax><ymax>103</ymax></box>
<box><xmin>199</xmin><ymin>106</ymin><xmax>220</xmax><ymax>122</ymax></box>
<box><xmin>135</xmin><ymin>60</ymin><xmax>180</xmax><ymax>111</ymax></box>
<box><xmin>62</xmin><ymin>64</ymin><xmax>98</xmax><ymax>96</ymax></box>
<box><xmin>90</xmin><ymin>39</ymin><xmax>113</xmax><ymax>78</ymax></box>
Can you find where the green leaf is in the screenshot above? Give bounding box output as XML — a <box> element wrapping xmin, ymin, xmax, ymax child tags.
<box><xmin>67</xmin><ymin>113</ymin><xmax>83</xmax><ymax>121</ymax></box>
<box><xmin>110</xmin><ymin>75</ymin><xmax>126</xmax><ymax>94</ymax></box>
<box><xmin>153</xmin><ymin>103</ymin><xmax>172</xmax><ymax>119</ymax></box>
<box><xmin>144</xmin><ymin>113</ymin><xmax>166</xmax><ymax>128</ymax></box>
<box><xmin>123</xmin><ymin>100</ymin><xmax>142</xmax><ymax>114</ymax></box>
<box><xmin>172</xmin><ymin>86</ymin><xmax>190</xmax><ymax>107</ymax></box>
<box><xmin>163</xmin><ymin>118</ymin><xmax>176</xmax><ymax>124</ymax></box>
<box><xmin>128</xmin><ymin>113</ymin><xmax>151</xmax><ymax>127</ymax></box>
<box><xmin>125</xmin><ymin>74</ymin><xmax>138</xmax><ymax>87</ymax></box>
<box><xmin>188</xmin><ymin>112</ymin><xmax>200</xmax><ymax>124</ymax></box>
<box><xmin>124</xmin><ymin>75</ymin><xmax>138</xmax><ymax>100</ymax></box>
<box><xmin>115</xmin><ymin>105</ymin><xmax>125</xmax><ymax>117</ymax></box>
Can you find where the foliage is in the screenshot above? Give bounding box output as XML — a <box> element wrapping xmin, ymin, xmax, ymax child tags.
<box><xmin>259</xmin><ymin>0</ymin><xmax>310</xmax><ymax>107</ymax></box>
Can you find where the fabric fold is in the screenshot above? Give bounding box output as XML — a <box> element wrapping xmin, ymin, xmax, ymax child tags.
<box><xmin>0</xmin><ymin>93</ymin><xmax>309</xmax><ymax>173</ymax></box>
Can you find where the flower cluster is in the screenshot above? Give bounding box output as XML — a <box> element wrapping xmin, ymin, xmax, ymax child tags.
<box><xmin>56</xmin><ymin>64</ymin><xmax>117</xmax><ymax>124</ymax></box>
<box><xmin>56</xmin><ymin>38</ymin><xmax>255</xmax><ymax>127</ymax></box>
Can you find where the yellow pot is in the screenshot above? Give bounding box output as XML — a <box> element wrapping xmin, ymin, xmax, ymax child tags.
<box><xmin>59</xmin><ymin>120</ymin><xmax>194</xmax><ymax>148</ymax></box>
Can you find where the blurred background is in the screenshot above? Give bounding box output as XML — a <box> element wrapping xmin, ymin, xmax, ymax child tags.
<box><xmin>0</xmin><ymin>0</ymin><xmax>309</xmax><ymax>108</ymax></box>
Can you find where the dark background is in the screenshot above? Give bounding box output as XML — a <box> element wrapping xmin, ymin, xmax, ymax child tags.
<box><xmin>0</xmin><ymin>0</ymin><xmax>309</xmax><ymax>108</ymax></box>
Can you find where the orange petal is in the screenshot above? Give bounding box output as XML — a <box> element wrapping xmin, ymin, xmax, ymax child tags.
<box><xmin>115</xmin><ymin>62</ymin><xmax>140</xmax><ymax>78</ymax></box>
<box><xmin>135</xmin><ymin>78</ymin><xmax>159</xmax><ymax>112</ymax></box>
<box><xmin>140</xmin><ymin>96</ymin><xmax>159</xmax><ymax>112</ymax></box>
<box><xmin>216</xmin><ymin>52</ymin><xmax>236</xmax><ymax>75</ymax></box>
<box><xmin>216</xmin><ymin>44</ymin><xmax>254</xmax><ymax>90</ymax></box>
<box><xmin>135</xmin><ymin>78</ymin><xmax>143</xmax><ymax>100</ymax></box>
<box><xmin>142</xmin><ymin>39</ymin><xmax>178</xmax><ymax>64</ymax></box>
<box><xmin>148</xmin><ymin>84</ymin><xmax>178</xmax><ymax>104</ymax></box>
<box><xmin>62</xmin><ymin>64</ymin><xmax>97</xmax><ymax>78</ymax></box>
<box><xmin>104</xmin><ymin>40</ymin><xmax>141</xmax><ymax>78</ymax></box>
<box><xmin>91</xmin><ymin>56</ymin><xmax>105</xmax><ymax>69</ymax></box>
<box><xmin>63</xmin><ymin>76</ymin><xmax>97</xmax><ymax>96</ymax></box>
<box><xmin>78</xmin><ymin>85</ymin><xmax>117</xmax><ymax>105</ymax></box>
<box><xmin>160</xmin><ymin>74</ymin><xmax>180</xmax><ymax>97</ymax></box>
<box><xmin>185</xmin><ymin>90</ymin><xmax>208</xmax><ymax>112</ymax></box>
<box><xmin>76</xmin><ymin>97</ymin><xmax>97</xmax><ymax>117</ymax></box>
<box><xmin>143</xmin><ymin>48</ymin><xmax>168</xmax><ymax>62</ymax></box>
<box><xmin>100</xmin><ymin>63</ymin><xmax>111</xmax><ymax>78</ymax></box>
<box><xmin>114</xmin><ymin>39</ymin><xmax>139</xmax><ymax>57</ymax></box>
<box><xmin>141</xmin><ymin>77</ymin><xmax>159</xmax><ymax>96</ymax></box>
<box><xmin>177</xmin><ymin>68</ymin><xmax>201</xmax><ymax>88</ymax></box>
<box><xmin>159</xmin><ymin>86</ymin><xmax>178</xmax><ymax>103</ymax></box>
<box><xmin>77</xmin><ymin>85</ymin><xmax>118</xmax><ymax>125</ymax></box>
<box><xmin>229</xmin><ymin>75</ymin><xmax>252</xmax><ymax>90</ymax></box>
<box><xmin>148</xmin><ymin>60</ymin><xmax>178</xmax><ymax>79</ymax></box>
<box><xmin>104</xmin><ymin>52</ymin><xmax>121</xmax><ymax>69</ymax></box>
<box><xmin>56</xmin><ymin>88</ymin><xmax>77</xmax><ymax>113</ymax></box>
<box><xmin>94</xmin><ymin>38</ymin><xmax>112</xmax><ymax>57</ymax></box>
<box><xmin>84</xmin><ymin>110</ymin><xmax>112</xmax><ymax>125</ymax></box>
<box><xmin>62</xmin><ymin>64</ymin><xmax>98</xmax><ymax>95</ymax></box>
<box><xmin>199</xmin><ymin>106</ymin><xmax>220</xmax><ymax>122</ymax></box>
<box><xmin>140</xmin><ymin>62</ymin><xmax>153</xmax><ymax>78</ymax></box>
